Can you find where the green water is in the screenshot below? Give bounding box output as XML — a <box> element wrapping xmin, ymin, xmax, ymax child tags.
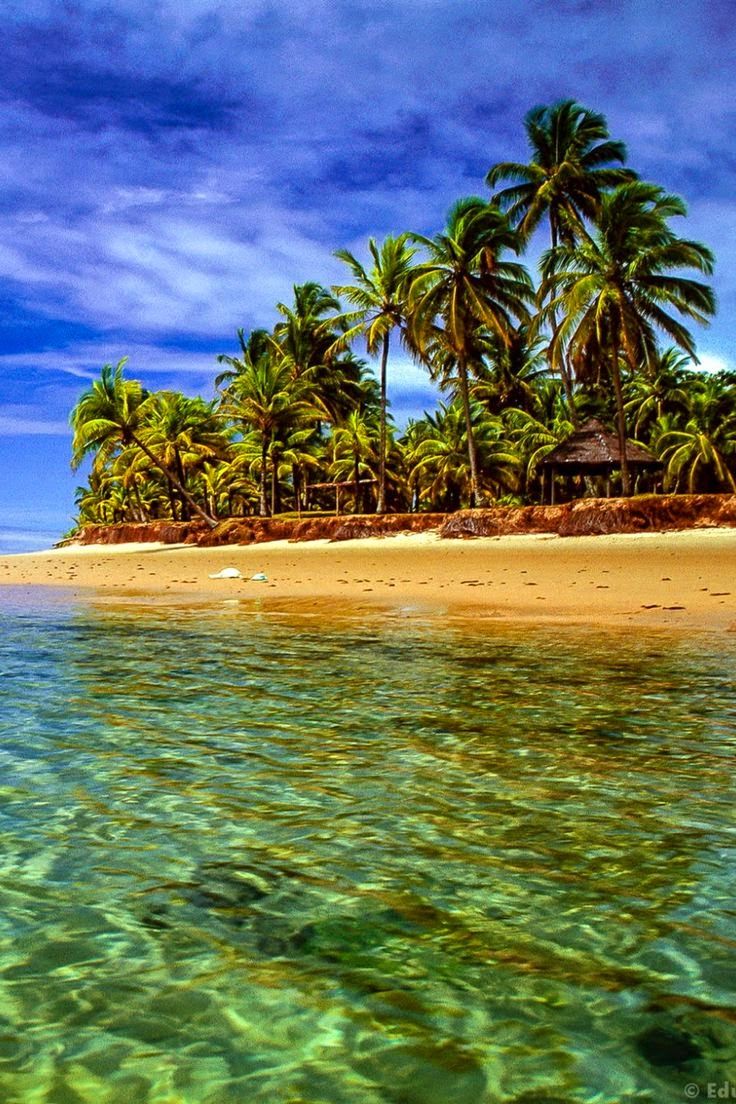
<box><xmin>1</xmin><ymin>593</ymin><xmax>735</xmax><ymax>1103</ymax></box>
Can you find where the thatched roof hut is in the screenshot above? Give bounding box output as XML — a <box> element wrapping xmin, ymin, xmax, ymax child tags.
<box><xmin>542</xmin><ymin>419</ymin><xmax>660</xmax><ymax>470</ymax></box>
<box><xmin>540</xmin><ymin>419</ymin><xmax>662</xmax><ymax>502</ymax></box>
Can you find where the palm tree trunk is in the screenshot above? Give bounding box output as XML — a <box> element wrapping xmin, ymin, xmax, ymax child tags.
<box><xmin>271</xmin><ymin>454</ymin><xmax>281</xmax><ymax>515</ymax></box>
<box><xmin>175</xmin><ymin>450</ymin><xmax>190</xmax><ymax>521</ymax></box>
<box><xmin>259</xmin><ymin>439</ymin><xmax>269</xmax><ymax>517</ymax></box>
<box><xmin>354</xmin><ymin>451</ymin><xmax>361</xmax><ymax>513</ymax></box>
<box><xmin>132</xmin><ymin>481</ymin><xmax>145</xmax><ymax>522</ymax></box>
<box><xmin>549</xmin><ymin>218</ymin><xmax>578</xmax><ymax>426</ymax></box>
<box><xmin>166</xmin><ymin>476</ymin><xmax>178</xmax><ymax>521</ymax></box>
<box><xmin>610</xmin><ymin>337</ymin><xmax>630</xmax><ymax>496</ymax></box>
<box><xmin>457</xmin><ymin>356</ymin><xmax>481</xmax><ymax>507</ymax></box>
<box><xmin>292</xmin><ymin>463</ymin><xmax>301</xmax><ymax>514</ymax></box>
<box><xmin>376</xmin><ymin>331</ymin><xmax>389</xmax><ymax>514</ymax></box>
<box><xmin>130</xmin><ymin>434</ymin><xmax>216</xmax><ymax>526</ymax></box>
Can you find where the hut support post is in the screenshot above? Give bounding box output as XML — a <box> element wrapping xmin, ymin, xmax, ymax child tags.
<box><xmin>550</xmin><ymin>467</ymin><xmax>556</xmax><ymax>506</ymax></box>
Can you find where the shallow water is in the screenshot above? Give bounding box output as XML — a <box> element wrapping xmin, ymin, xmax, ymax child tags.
<box><xmin>1</xmin><ymin>593</ymin><xmax>735</xmax><ymax>1103</ymax></box>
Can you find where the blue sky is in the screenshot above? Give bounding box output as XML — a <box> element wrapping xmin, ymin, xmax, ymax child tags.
<box><xmin>2</xmin><ymin>0</ymin><xmax>734</xmax><ymax>549</ymax></box>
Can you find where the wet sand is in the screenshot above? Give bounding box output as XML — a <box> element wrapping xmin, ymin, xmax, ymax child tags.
<box><xmin>1</xmin><ymin>529</ymin><xmax>735</xmax><ymax>630</ymax></box>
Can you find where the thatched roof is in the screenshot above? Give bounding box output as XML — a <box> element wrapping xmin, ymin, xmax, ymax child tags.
<box><xmin>541</xmin><ymin>419</ymin><xmax>662</xmax><ymax>470</ymax></box>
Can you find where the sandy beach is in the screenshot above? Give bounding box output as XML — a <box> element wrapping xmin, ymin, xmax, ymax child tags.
<box><xmin>1</xmin><ymin>528</ymin><xmax>735</xmax><ymax>630</ymax></box>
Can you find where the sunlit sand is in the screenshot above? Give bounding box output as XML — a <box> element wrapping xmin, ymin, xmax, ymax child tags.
<box><xmin>2</xmin><ymin>529</ymin><xmax>735</xmax><ymax>630</ymax></box>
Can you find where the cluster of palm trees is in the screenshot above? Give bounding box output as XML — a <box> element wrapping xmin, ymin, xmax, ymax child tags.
<box><xmin>70</xmin><ymin>100</ymin><xmax>730</xmax><ymax>530</ymax></box>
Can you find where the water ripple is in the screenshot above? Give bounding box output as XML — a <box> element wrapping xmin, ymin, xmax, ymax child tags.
<box><xmin>0</xmin><ymin>595</ymin><xmax>735</xmax><ymax>1101</ymax></box>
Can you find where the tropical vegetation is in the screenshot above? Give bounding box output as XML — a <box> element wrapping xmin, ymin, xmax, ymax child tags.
<box><xmin>70</xmin><ymin>100</ymin><xmax>731</xmax><ymax>530</ymax></box>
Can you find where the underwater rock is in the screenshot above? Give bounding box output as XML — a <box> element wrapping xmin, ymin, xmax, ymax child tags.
<box><xmin>189</xmin><ymin>863</ymin><xmax>270</xmax><ymax>910</ymax></box>
<box><xmin>354</xmin><ymin>1042</ymin><xmax>486</xmax><ymax>1104</ymax></box>
<box><xmin>636</xmin><ymin>1024</ymin><xmax>702</xmax><ymax>1068</ymax></box>
<box><xmin>140</xmin><ymin>905</ymin><xmax>171</xmax><ymax>932</ymax></box>
<box><xmin>637</xmin><ymin>999</ymin><xmax>736</xmax><ymax>1075</ymax></box>
<box><xmin>254</xmin><ymin>922</ymin><xmax>317</xmax><ymax>959</ymax></box>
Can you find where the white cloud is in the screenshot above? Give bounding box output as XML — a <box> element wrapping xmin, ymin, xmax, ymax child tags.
<box><xmin>696</xmin><ymin>352</ymin><xmax>733</xmax><ymax>374</ymax></box>
<box><xmin>0</xmin><ymin>343</ymin><xmax>219</xmax><ymax>379</ymax></box>
<box><xmin>0</xmin><ymin>412</ymin><xmax>69</xmax><ymax>436</ymax></box>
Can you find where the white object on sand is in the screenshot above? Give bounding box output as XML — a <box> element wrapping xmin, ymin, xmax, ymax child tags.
<box><xmin>250</xmin><ymin>572</ymin><xmax>268</xmax><ymax>582</ymax></box>
<box><xmin>208</xmin><ymin>567</ymin><xmax>242</xmax><ymax>579</ymax></box>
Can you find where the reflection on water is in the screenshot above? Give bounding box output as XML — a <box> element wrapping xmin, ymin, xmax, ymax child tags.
<box><xmin>0</xmin><ymin>594</ymin><xmax>735</xmax><ymax>1102</ymax></box>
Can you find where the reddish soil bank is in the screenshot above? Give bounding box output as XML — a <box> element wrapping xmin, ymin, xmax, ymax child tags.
<box><xmin>442</xmin><ymin>494</ymin><xmax>736</xmax><ymax>538</ymax></box>
<box><xmin>68</xmin><ymin>513</ymin><xmax>446</xmax><ymax>547</ymax></box>
<box><xmin>67</xmin><ymin>494</ymin><xmax>736</xmax><ymax>548</ymax></box>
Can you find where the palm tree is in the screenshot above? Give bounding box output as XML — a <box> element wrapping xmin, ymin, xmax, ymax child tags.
<box><xmin>624</xmin><ymin>346</ymin><xmax>692</xmax><ymax>436</ymax></box>
<box><xmin>70</xmin><ymin>359</ymin><xmax>217</xmax><ymax>525</ymax></box>
<box><xmin>269</xmin><ymin>424</ymin><xmax>323</xmax><ymax>515</ymax></box>
<box><xmin>408</xmin><ymin>197</ymin><xmax>533</xmax><ymax>505</ymax></box>
<box><xmin>329</xmin><ymin>409</ymin><xmax>381</xmax><ymax>513</ymax></box>
<box><xmin>657</xmin><ymin>375</ymin><xmax>736</xmax><ymax>492</ymax></box>
<box><xmin>219</xmin><ymin>357</ymin><xmax>321</xmax><ymax>516</ymax></box>
<box><xmin>74</xmin><ymin>470</ymin><xmax>115</xmax><ymax>526</ymax></box>
<box><xmin>215</xmin><ymin>328</ymin><xmax>272</xmax><ymax>390</ymax></box>
<box><xmin>505</xmin><ymin>407</ymin><xmax>575</xmax><ymax>499</ymax></box>
<box><xmin>140</xmin><ymin>392</ymin><xmax>227</xmax><ymax>520</ymax></box>
<box><xmin>273</xmin><ymin>282</ymin><xmax>366</xmax><ymax>423</ymax></box>
<box><xmin>406</xmin><ymin>400</ymin><xmax>518</xmax><ymax>510</ymax></box>
<box><xmin>405</xmin><ymin>402</ymin><xmax>468</xmax><ymax>511</ymax></box>
<box><xmin>274</xmin><ymin>282</ymin><xmax>341</xmax><ymax>376</ymax></box>
<box><xmin>198</xmin><ymin>457</ymin><xmax>258</xmax><ymax>519</ymax></box>
<box><xmin>488</xmin><ymin>99</ymin><xmax>636</xmax><ymax>411</ymax></box>
<box><xmin>111</xmin><ymin>444</ymin><xmax>167</xmax><ymax>521</ymax></box>
<box><xmin>333</xmin><ymin>234</ymin><xmax>418</xmax><ymax>513</ymax></box>
<box><xmin>471</xmin><ymin>325</ymin><xmax>548</xmax><ymax>416</ymax></box>
<box><xmin>538</xmin><ymin>182</ymin><xmax>715</xmax><ymax>493</ymax></box>
<box><xmin>487</xmin><ymin>99</ymin><xmax>635</xmax><ymax>246</ymax></box>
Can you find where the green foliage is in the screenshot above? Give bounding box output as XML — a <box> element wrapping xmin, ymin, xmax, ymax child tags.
<box><xmin>68</xmin><ymin>102</ymin><xmax>729</xmax><ymax>530</ymax></box>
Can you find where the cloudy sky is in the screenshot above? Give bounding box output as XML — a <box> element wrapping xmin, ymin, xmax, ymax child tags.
<box><xmin>1</xmin><ymin>0</ymin><xmax>734</xmax><ymax>548</ymax></box>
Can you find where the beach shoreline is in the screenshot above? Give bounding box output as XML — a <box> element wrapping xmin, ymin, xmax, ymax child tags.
<box><xmin>2</xmin><ymin>528</ymin><xmax>735</xmax><ymax>631</ymax></box>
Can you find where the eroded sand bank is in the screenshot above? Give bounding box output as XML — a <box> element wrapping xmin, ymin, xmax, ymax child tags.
<box><xmin>2</xmin><ymin>529</ymin><xmax>735</xmax><ymax>630</ymax></box>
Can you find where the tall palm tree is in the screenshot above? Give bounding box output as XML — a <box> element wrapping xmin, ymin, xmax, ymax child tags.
<box><xmin>538</xmin><ymin>181</ymin><xmax>715</xmax><ymax>493</ymax></box>
<box><xmin>70</xmin><ymin>360</ymin><xmax>217</xmax><ymax>525</ymax></box>
<box><xmin>215</xmin><ymin>328</ymin><xmax>272</xmax><ymax>390</ymax></box>
<box><xmin>487</xmin><ymin>99</ymin><xmax>635</xmax><ymax>246</ymax></box>
<box><xmin>488</xmin><ymin>99</ymin><xmax>636</xmax><ymax>411</ymax></box>
<box><xmin>408</xmin><ymin>197</ymin><xmax>533</xmax><ymax>505</ymax></box>
<box><xmin>333</xmin><ymin>234</ymin><xmax>418</xmax><ymax>513</ymax></box>
<box><xmin>273</xmin><ymin>282</ymin><xmax>365</xmax><ymax>423</ymax></box>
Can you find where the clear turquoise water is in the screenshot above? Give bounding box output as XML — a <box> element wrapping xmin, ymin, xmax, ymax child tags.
<box><xmin>1</xmin><ymin>592</ymin><xmax>736</xmax><ymax>1103</ymax></box>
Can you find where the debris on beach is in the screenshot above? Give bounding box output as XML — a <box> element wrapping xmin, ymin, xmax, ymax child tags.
<box><xmin>208</xmin><ymin>567</ymin><xmax>242</xmax><ymax>579</ymax></box>
<box><xmin>250</xmin><ymin>572</ymin><xmax>268</xmax><ymax>582</ymax></box>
